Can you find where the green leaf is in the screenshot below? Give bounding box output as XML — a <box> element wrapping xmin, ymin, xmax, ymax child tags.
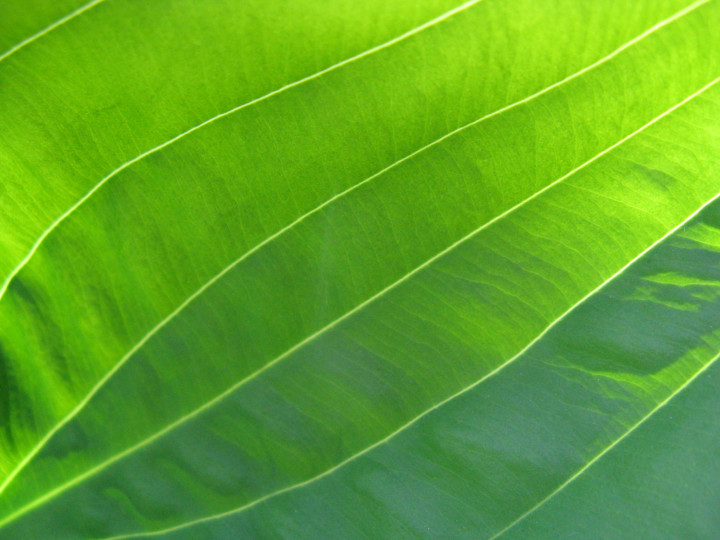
<box><xmin>1</xmin><ymin>0</ymin><xmax>720</xmax><ymax>537</ymax></box>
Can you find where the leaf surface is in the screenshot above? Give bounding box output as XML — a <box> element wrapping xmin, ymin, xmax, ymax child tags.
<box><xmin>1</xmin><ymin>0</ymin><xmax>720</xmax><ymax>538</ymax></box>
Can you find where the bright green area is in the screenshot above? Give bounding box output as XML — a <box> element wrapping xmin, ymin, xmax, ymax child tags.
<box><xmin>0</xmin><ymin>0</ymin><xmax>92</xmax><ymax>56</ymax></box>
<box><xmin>1</xmin><ymin>0</ymin><xmax>720</xmax><ymax>538</ymax></box>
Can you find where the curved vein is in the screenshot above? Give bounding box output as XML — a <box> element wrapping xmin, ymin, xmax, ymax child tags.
<box><xmin>108</xmin><ymin>81</ymin><xmax>720</xmax><ymax>540</ymax></box>
<box><xmin>3</xmin><ymin>65</ymin><xmax>718</xmax><ymax>537</ymax></box>
<box><xmin>0</xmin><ymin>0</ymin><xmax>105</xmax><ymax>63</ymax></box>
<box><xmin>489</xmin><ymin>346</ymin><xmax>720</xmax><ymax>539</ymax></box>
<box><xmin>0</xmin><ymin>0</ymin><xmax>702</xmax><ymax>502</ymax></box>
<box><xmin>0</xmin><ymin>0</ymin><xmax>487</xmax><ymax>502</ymax></box>
<box><xmin>0</xmin><ymin>0</ymin><xmax>484</xmax><ymax>304</ymax></box>
<box><xmin>0</xmin><ymin>0</ymin><xmax>699</xmax><ymax>505</ymax></box>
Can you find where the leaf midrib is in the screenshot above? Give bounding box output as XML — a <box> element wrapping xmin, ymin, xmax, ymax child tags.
<box><xmin>2</xmin><ymin>45</ymin><xmax>717</xmax><ymax>539</ymax></box>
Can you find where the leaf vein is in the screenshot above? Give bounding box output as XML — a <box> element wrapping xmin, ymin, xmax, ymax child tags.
<box><xmin>3</xmin><ymin>53</ymin><xmax>718</xmax><ymax>540</ymax></box>
<box><xmin>0</xmin><ymin>0</ymin><xmax>485</xmax><ymax>303</ymax></box>
<box><xmin>0</xmin><ymin>0</ymin><xmax>713</xmax><ymax>532</ymax></box>
<box><xmin>0</xmin><ymin>0</ymin><xmax>104</xmax><ymax>63</ymax></box>
<box><xmin>489</xmin><ymin>348</ymin><xmax>720</xmax><ymax>540</ymax></box>
<box><xmin>96</xmin><ymin>73</ymin><xmax>720</xmax><ymax>540</ymax></box>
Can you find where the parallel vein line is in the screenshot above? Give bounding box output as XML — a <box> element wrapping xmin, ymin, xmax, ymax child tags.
<box><xmin>3</xmin><ymin>56</ymin><xmax>718</xmax><ymax>539</ymax></box>
<box><xmin>0</xmin><ymin>0</ymin><xmax>692</xmax><ymax>503</ymax></box>
<box><xmin>0</xmin><ymin>0</ymin><xmax>483</xmax><ymax>304</ymax></box>
<box><xmin>0</xmin><ymin>0</ymin><xmax>485</xmax><ymax>500</ymax></box>
<box><xmin>0</xmin><ymin>0</ymin><xmax>698</xmax><ymax>505</ymax></box>
<box><xmin>109</xmin><ymin>76</ymin><xmax>720</xmax><ymax>540</ymax></box>
<box><xmin>489</xmin><ymin>346</ymin><xmax>720</xmax><ymax>539</ymax></box>
<box><xmin>0</xmin><ymin>0</ymin><xmax>104</xmax><ymax>63</ymax></box>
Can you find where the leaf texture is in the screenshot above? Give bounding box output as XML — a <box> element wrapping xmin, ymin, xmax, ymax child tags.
<box><xmin>1</xmin><ymin>0</ymin><xmax>720</xmax><ymax>538</ymax></box>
